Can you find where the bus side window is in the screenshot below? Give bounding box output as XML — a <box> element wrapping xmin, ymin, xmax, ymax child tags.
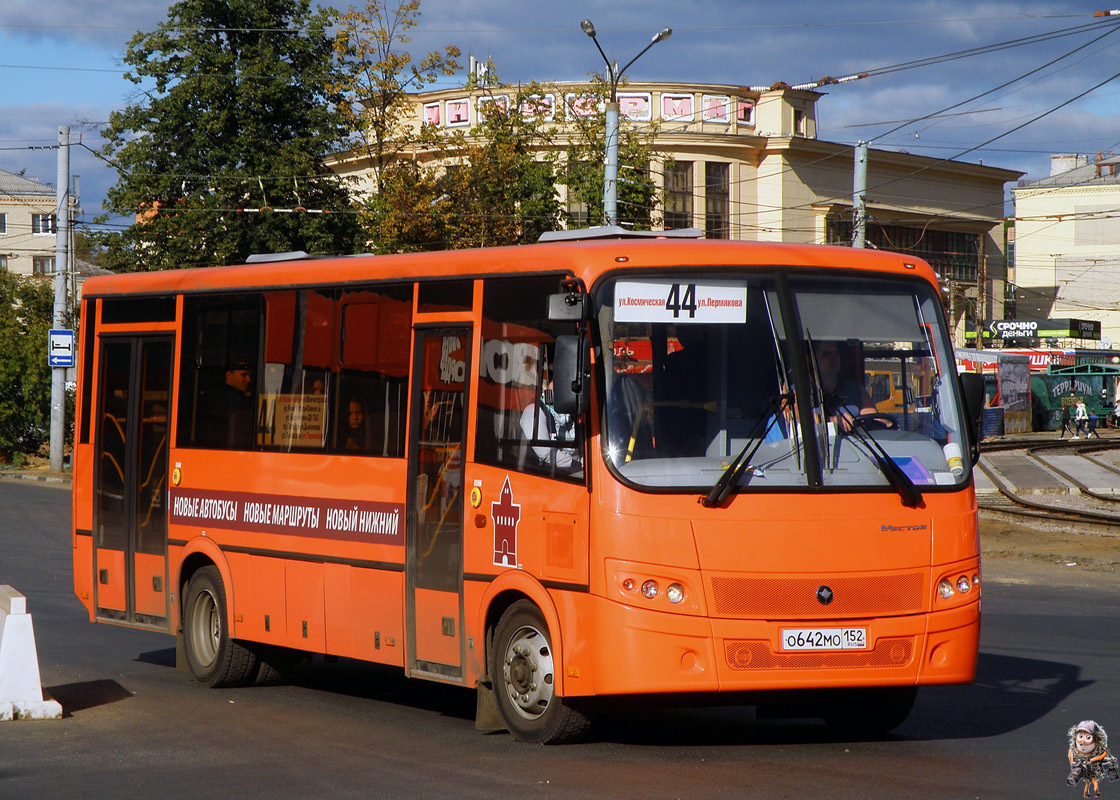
<box><xmin>256</xmin><ymin>290</ymin><xmax>334</xmax><ymax>452</ymax></box>
<box><xmin>477</xmin><ymin>275</ymin><xmax>584</xmax><ymax>481</ymax></box>
<box><xmin>334</xmin><ymin>284</ymin><xmax>412</xmax><ymax>457</ymax></box>
<box><xmin>177</xmin><ymin>296</ymin><xmax>262</xmax><ymax>450</ymax></box>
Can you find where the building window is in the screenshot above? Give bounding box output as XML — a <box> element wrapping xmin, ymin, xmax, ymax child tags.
<box><xmin>664</xmin><ymin>161</ymin><xmax>693</xmax><ymax>230</ymax></box>
<box><xmin>33</xmin><ymin>256</ymin><xmax>54</xmax><ymax>275</ymax></box>
<box><xmin>826</xmin><ymin>218</ymin><xmax>981</xmax><ymax>283</ymax></box>
<box><xmin>705</xmin><ymin>162</ymin><xmax>730</xmax><ymax>239</ymax></box>
<box><xmin>0</xmin><ymin>256</ymin><xmax>7</xmax><ymax>271</ymax></box>
<box><xmin>32</xmin><ymin>214</ymin><xmax>55</xmax><ymax>235</ymax></box>
<box><xmin>0</xmin><ymin>213</ymin><xmax>6</xmax><ymax>234</ymax></box>
<box><xmin>564</xmin><ymin>160</ymin><xmax>593</xmax><ymax>228</ymax></box>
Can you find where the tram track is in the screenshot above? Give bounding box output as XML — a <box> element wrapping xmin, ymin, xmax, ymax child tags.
<box><xmin>976</xmin><ymin>437</ymin><xmax>1120</xmax><ymax>528</ymax></box>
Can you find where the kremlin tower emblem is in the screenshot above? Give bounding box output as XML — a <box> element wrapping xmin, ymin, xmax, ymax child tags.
<box><xmin>491</xmin><ymin>477</ymin><xmax>520</xmax><ymax>567</ymax></box>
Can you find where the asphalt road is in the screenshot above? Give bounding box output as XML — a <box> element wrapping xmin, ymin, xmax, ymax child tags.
<box><xmin>0</xmin><ymin>477</ymin><xmax>1116</xmax><ymax>799</ymax></box>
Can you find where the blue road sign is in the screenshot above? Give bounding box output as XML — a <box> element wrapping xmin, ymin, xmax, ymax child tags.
<box><xmin>48</xmin><ymin>329</ymin><xmax>74</xmax><ymax>368</ymax></box>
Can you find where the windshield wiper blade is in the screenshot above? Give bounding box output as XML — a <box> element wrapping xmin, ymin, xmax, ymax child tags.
<box><xmin>702</xmin><ymin>394</ymin><xmax>790</xmax><ymax>508</ymax></box>
<box><xmin>841</xmin><ymin>416</ymin><xmax>923</xmax><ymax>508</ymax></box>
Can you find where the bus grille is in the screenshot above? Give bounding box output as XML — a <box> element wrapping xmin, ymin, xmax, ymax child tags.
<box><xmin>724</xmin><ymin>637</ymin><xmax>914</xmax><ymax>670</ymax></box>
<box><xmin>709</xmin><ymin>572</ymin><xmax>925</xmax><ymax>618</ymax></box>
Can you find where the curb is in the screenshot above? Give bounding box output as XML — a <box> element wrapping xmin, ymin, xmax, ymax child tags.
<box><xmin>0</xmin><ymin>472</ymin><xmax>71</xmax><ymax>486</ymax></box>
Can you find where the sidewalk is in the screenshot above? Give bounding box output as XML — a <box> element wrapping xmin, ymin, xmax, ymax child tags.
<box><xmin>0</xmin><ymin>469</ymin><xmax>71</xmax><ymax>486</ymax></box>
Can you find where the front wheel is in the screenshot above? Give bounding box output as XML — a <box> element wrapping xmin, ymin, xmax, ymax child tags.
<box><xmin>491</xmin><ymin>600</ymin><xmax>592</xmax><ymax>744</ymax></box>
<box><xmin>182</xmin><ymin>566</ymin><xmax>257</xmax><ymax>688</ymax></box>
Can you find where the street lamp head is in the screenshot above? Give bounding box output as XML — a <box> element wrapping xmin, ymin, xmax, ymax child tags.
<box><xmin>653</xmin><ymin>27</ymin><xmax>672</xmax><ymax>43</ymax></box>
<box><xmin>580</xmin><ymin>19</ymin><xmax>596</xmax><ymax>37</ymax></box>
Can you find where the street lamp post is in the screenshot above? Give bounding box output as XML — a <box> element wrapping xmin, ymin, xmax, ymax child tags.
<box><xmin>580</xmin><ymin>20</ymin><xmax>671</xmax><ymax>228</ymax></box>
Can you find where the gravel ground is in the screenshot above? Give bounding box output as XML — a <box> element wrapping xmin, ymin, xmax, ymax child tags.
<box><xmin>980</xmin><ymin>512</ymin><xmax>1120</xmax><ymax>589</ymax></box>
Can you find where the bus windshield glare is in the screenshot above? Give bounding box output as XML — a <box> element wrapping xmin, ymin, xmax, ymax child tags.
<box><xmin>597</xmin><ymin>271</ymin><xmax>968</xmax><ymax>491</ymax></box>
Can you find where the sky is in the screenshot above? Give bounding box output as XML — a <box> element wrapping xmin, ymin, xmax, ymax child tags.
<box><xmin>1</xmin><ymin>0</ymin><xmax>1118</xmax><ymax>234</ymax></box>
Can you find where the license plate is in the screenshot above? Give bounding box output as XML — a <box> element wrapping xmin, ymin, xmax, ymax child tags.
<box><xmin>780</xmin><ymin>627</ymin><xmax>866</xmax><ymax>651</ymax></box>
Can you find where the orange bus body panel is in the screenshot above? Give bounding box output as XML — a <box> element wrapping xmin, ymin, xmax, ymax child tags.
<box><xmin>72</xmin><ymin>239</ymin><xmax>977</xmax><ymax>717</ymax></box>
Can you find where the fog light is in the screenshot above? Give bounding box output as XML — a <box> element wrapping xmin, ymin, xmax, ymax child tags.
<box><xmin>956</xmin><ymin>576</ymin><xmax>972</xmax><ymax>594</ymax></box>
<box><xmin>666</xmin><ymin>583</ymin><xmax>685</xmax><ymax>604</ymax></box>
<box><xmin>641</xmin><ymin>580</ymin><xmax>659</xmax><ymax>599</ymax></box>
<box><xmin>622</xmin><ymin>578</ymin><xmax>635</xmax><ymax>592</ymax></box>
<box><xmin>937</xmin><ymin>579</ymin><xmax>954</xmax><ymax>599</ymax></box>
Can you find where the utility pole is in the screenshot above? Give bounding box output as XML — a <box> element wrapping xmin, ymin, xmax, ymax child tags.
<box><xmin>49</xmin><ymin>126</ymin><xmax>70</xmax><ymax>473</ymax></box>
<box><xmin>975</xmin><ymin>234</ymin><xmax>985</xmax><ymax>351</ymax></box>
<box><xmin>580</xmin><ymin>20</ymin><xmax>671</xmax><ymax>228</ymax></box>
<box><xmin>852</xmin><ymin>140</ymin><xmax>868</xmax><ymax>248</ymax></box>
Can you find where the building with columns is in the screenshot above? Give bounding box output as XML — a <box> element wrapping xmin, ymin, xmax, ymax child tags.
<box><xmin>329</xmin><ymin>81</ymin><xmax>1022</xmax><ymax>344</ymax></box>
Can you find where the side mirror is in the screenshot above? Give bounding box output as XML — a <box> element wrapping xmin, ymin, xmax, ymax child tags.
<box><xmin>553</xmin><ymin>335</ymin><xmax>588</xmax><ymax>416</ymax></box>
<box><xmin>959</xmin><ymin>372</ymin><xmax>985</xmax><ymax>463</ymax></box>
<box><xmin>548</xmin><ymin>278</ymin><xmax>589</xmax><ymax>321</ymax></box>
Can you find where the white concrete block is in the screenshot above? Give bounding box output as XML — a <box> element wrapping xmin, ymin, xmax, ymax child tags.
<box><xmin>13</xmin><ymin>698</ymin><xmax>62</xmax><ymax>720</ymax></box>
<box><xmin>0</xmin><ymin>585</ymin><xmax>60</xmax><ymax>720</ymax></box>
<box><xmin>0</xmin><ymin>586</ymin><xmax>26</xmax><ymax>615</ymax></box>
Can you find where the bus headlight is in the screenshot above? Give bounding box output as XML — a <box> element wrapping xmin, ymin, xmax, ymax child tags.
<box><xmin>956</xmin><ymin>576</ymin><xmax>972</xmax><ymax>594</ymax></box>
<box><xmin>937</xmin><ymin>579</ymin><xmax>954</xmax><ymax>599</ymax></box>
<box><xmin>666</xmin><ymin>583</ymin><xmax>685</xmax><ymax>604</ymax></box>
<box><xmin>640</xmin><ymin>580</ymin><xmax>659</xmax><ymax>599</ymax></box>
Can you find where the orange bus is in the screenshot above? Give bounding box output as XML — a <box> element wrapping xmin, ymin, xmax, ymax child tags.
<box><xmin>72</xmin><ymin>234</ymin><xmax>985</xmax><ymax>743</ymax></box>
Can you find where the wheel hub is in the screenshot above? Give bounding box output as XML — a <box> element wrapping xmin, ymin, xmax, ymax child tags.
<box><xmin>502</xmin><ymin>626</ymin><xmax>554</xmax><ymax>719</ymax></box>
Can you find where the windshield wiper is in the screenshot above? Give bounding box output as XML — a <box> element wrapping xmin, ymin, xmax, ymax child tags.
<box><xmin>702</xmin><ymin>393</ymin><xmax>791</xmax><ymax>508</ymax></box>
<box><xmin>840</xmin><ymin>416</ymin><xmax>923</xmax><ymax>508</ymax></box>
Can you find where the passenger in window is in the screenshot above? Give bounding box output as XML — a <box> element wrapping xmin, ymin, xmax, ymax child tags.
<box><xmin>659</xmin><ymin>325</ymin><xmax>710</xmax><ymax>456</ymax></box>
<box><xmin>201</xmin><ymin>363</ymin><xmax>254</xmax><ymax>448</ymax></box>
<box><xmin>519</xmin><ymin>359</ymin><xmax>580</xmax><ymax>473</ymax></box>
<box><xmin>813</xmin><ymin>340</ymin><xmax>875</xmax><ymax>428</ymax></box>
<box><xmin>343</xmin><ymin>397</ymin><xmax>368</xmax><ymax>451</ymax></box>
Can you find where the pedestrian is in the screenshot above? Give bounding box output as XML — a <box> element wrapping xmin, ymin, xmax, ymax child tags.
<box><xmin>1074</xmin><ymin>399</ymin><xmax>1089</xmax><ymax>439</ymax></box>
<box><xmin>1059</xmin><ymin>403</ymin><xmax>1074</xmax><ymax>439</ymax></box>
<box><xmin>1088</xmin><ymin>409</ymin><xmax>1101</xmax><ymax>439</ymax></box>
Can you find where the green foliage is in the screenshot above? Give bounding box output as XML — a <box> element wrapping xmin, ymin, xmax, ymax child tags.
<box><xmin>0</xmin><ymin>273</ymin><xmax>54</xmax><ymax>461</ymax></box>
<box><xmin>73</xmin><ymin>230</ymin><xmax>106</xmax><ymax>268</ymax></box>
<box><xmin>366</xmin><ymin>84</ymin><xmax>562</xmax><ymax>252</ymax></box>
<box><xmin>561</xmin><ymin>79</ymin><xmax>662</xmax><ymax>230</ymax></box>
<box><xmin>96</xmin><ymin>0</ymin><xmax>357</xmax><ymax>271</ymax></box>
<box><xmin>332</xmin><ymin>0</ymin><xmax>459</xmax><ymax>196</ymax></box>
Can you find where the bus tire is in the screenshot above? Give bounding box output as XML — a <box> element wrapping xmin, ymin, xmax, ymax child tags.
<box><xmin>820</xmin><ymin>686</ymin><xmax>918</xmax><ymax>735</ymax></box>
<box><xmin>183</xmin><ymin>566</ymin><xmax>257</xmax><ymax>688</ymax></box>
<box><xmin>491</xmin><ymin>600</ymin><xmax>592</xmax><ymax>744</ymax></box>
<box><xmin>251</xmin><ymin>645</ymin><xmax>294</xmax><ymax>685</ymax></box>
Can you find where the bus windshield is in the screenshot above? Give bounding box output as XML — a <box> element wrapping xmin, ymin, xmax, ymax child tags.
<box><xmin>597</xmin><ymin>271</ymin><xmax>969</xmax><ymax>492</ymax></box>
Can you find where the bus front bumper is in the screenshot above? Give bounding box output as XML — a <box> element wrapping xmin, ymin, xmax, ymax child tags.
<box><xmin>581</xmin><ymin>596</ymin><xmax>979</xmax><ymax>697</ymax></box>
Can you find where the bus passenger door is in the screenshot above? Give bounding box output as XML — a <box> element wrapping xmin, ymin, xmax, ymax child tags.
<box><xmin>406</xmin><ymin>327</ymin><xmax>470</xmax><ymax>682</ymax></box>
<box><xmin>93</xmin><ymin>336</ymin><xmax>173</xmax><ymax>629</ymax></box>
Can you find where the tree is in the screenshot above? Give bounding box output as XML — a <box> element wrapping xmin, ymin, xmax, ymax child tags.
<box><xmin>332</xmin><ymin>0</ymin><xmax>460</xmax><ymax>197</ymax></box>
<box><xmin>0</xmin><ymin>273</ymin><xmax>54</xmax><ymax>461</ymax></box>
<box><xmin>97</xmin><ymin>0</ymin><xmax>356</xmax><ymax>271</ymax></box>
<box><xmin>561</xmin><ymin>78</ymin><xmax>662</xmax><ymax>230</ymax></box>
<box><xmin>367</xmin><ymin>83</ymin><xmax>562</xmax><ymax>252</ymax></box>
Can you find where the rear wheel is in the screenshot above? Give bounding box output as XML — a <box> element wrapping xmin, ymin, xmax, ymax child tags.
<box><xmin>491</xmin><ymin>600</ymin><xmax>592</xmax><ymax>744</ymax></box>
<box><xmin>820</xmin><ymin>686</ymin><xmax>918</xmax><ymax>735</ymax></box>
<box><xmin>182</xmin><ymin>566</ymin><xmax>257</xmax><ymax>688</ymax></box>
